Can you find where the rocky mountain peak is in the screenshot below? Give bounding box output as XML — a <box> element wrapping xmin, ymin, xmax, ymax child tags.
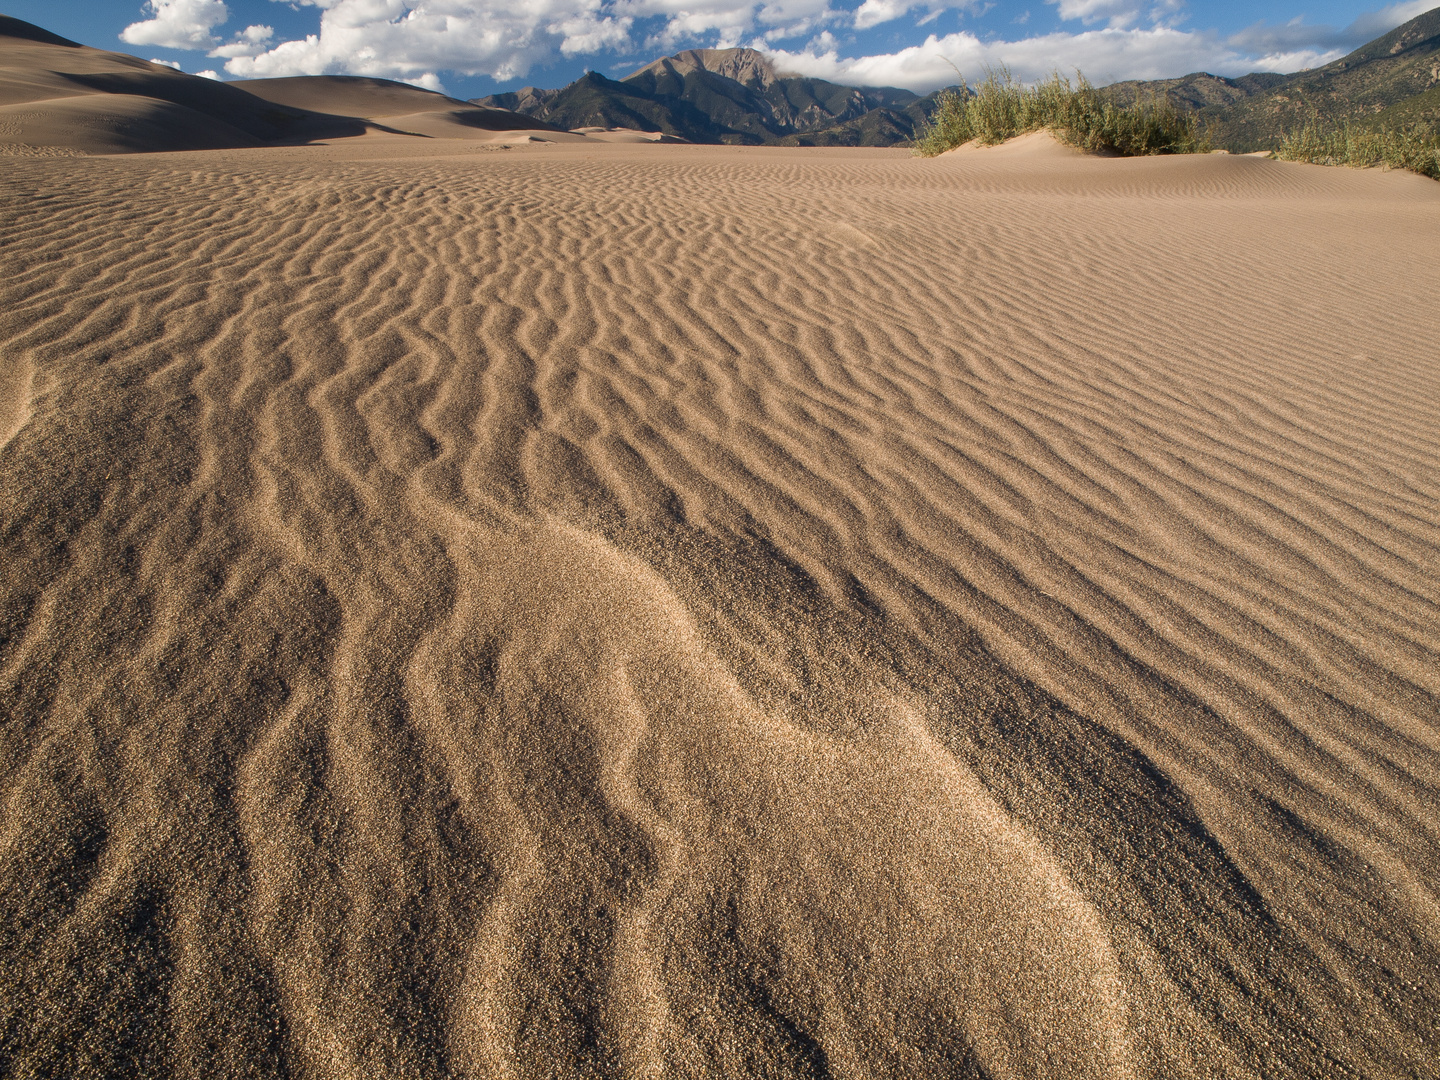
<box><xmin>627</xmin><ymin>48</ymin><xmax>780</xmax><ymax>88</ymax></box>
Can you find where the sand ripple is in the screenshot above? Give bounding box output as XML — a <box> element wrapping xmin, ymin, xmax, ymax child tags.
<box><xmin>0</xmin><ymin>143</ymin><xmax>1437</xmax><ymax>1078</ymax></box>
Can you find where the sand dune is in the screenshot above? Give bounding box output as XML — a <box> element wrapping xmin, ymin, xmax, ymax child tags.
<box><xmin>0</xmin><ymin>91</ymin><xmax>264</xmax><ymax>155</ymax></box>
<box><xmin>941</xmin><ymin>131</ymin><xmax>1083</xmax><ymax>157</ymax></box>
<box><xmin>234</xmin><ymin>75</ymin><xmax>483</xmax><ymax>118</ymax></box>
<box><xmin>235</xmin><ymin>75</ymin><xmax>563</xmax><ymax>141</ymax></box>
<box><xmin>0</xmin><ymin>19</ymin><xmax>556</xmax><ymax>155</ymax></box>
<box><xmin>0</xmin><ymin>139</ymin><xmax>1437</xmax><ymax>1079</ymax></box>
<box><xmin>0</xmin><ymin>17</ymin><xmax>368</xmax><ymax>154</ymax></box>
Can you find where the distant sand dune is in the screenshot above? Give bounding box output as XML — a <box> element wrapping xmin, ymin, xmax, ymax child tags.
<box><xmin>0</xmin><ymin>21</ymin><xmax>559</xmax><ymax>155</ymax></box>
<box><xmin>233</xmin><ymin>75</ymin><xmax>483</xmax><ymax>119</ymax></box>
<box><xmin>235</xmin><ymin>76</ymin><xmax>565</xmax><ymax>142</ymax></box>
<box><xmin>0</xmin><ymin>141</ymin><xmax>1437</xmax><ymax>1078</ymax></box>
<box><xmin>0</xmin><ymin>92</ymin><xmax>260</xmax><ymax>154</ymax></box>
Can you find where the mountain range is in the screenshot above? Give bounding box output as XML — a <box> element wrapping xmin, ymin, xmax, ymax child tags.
<box><xmin>478</xmin><ymin>7</ymin><xmax>1440</xmax><ymax>151</ymax></box>
<box><xmin>475</xmin><ymin>49</ymin><xmax>944</xmax><ymax>147</ymax></box>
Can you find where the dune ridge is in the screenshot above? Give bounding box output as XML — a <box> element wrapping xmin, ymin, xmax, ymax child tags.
<box><xmin>0</xmin><ymin>142</ymin><xmax>1437</xmax><ymax>1078</ymax></box>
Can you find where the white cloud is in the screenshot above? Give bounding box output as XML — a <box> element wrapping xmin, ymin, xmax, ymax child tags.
<box><xmin>1051</xmin><ymin>0</ymin><xmax>1141</xmax><ymax>27</ymax></box>
<box><xmin>221</xmin><ymin>0</ymin><xmax>644</xmax><ymax>82</ymax></box>
<box><xmin>121</xmin><ymin>0</ymin><xmax>230</xmax><ymax>50</ymax></box>
<box><xmin>1053</xmin><ymin>0</ymin><xmax>1129</xmax><ymax>24</ymax></box>
<box><xmin>195</xmin><ymin>69</ymin><xmax>222</xmax><ymax>79</ymax></box>
<box><xmin>851</xmin><ymin>0</ymin><xmax>975</xmax><ymax>32</ymax></box>
<box><xmin>554</xmin><ymin>14</ymin><xmax>634</xmax><ymax>56</ymax></box>
<box><xmin>1049</xmin><ymin>0</ymin><xmax>1185</xmax><ymax>30</ymax></box>
<box><xmin>855</xmin><ymin>0</ymin><xmax>915</xmax><ymax>29</ymax></box>
<box><xmin>149</xmin><ymin>58</ymin><xmax>183</xmax><ymax>69</ymax></box>
<box><xmin>209</xmin><ymin>24</ymin><xmax>276</xmax><ymax>59</ymax></box>
<box><xmin>765</xmin><ymin>25</ymin><xmax>1309</xmax><ymax>92</ymax></box>
<box><xmin>754</xmin><ymin>0</ymin><xmax>841</xmax><ymax>41</ymax></box>
<box><xmin>218</xmin><ymin>0</ymin><xmax>841</xmax><ymax>80</ymax></box>
<box><xmin>401</xmin><ymin>73</ymin><xmax>448</xmax><ymax>91</ymax></box>
<box><xmin>625</xmin><ymin>0</ymin><xmax>771</xmax><ymax>51</ymax></box>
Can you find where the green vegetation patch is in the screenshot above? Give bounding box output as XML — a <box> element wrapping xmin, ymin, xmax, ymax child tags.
<box><xmin>1275</xmin><ymin>121</ymin><xmax>1440</xmax><ymax>178</ymax></box>
<box><xmin>914</xmin><ymin>69</ymin><xmax>1209</xmax><ymax>158</ymax></box>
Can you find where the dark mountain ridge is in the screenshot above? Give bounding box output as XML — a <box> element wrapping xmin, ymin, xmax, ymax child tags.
<box><xmin>474</xmin><ymin>48</ymin><xmax>945</xmax><ymax>146</ymax></box>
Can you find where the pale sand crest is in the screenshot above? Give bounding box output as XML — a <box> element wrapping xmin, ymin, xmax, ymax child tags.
<box><xmin>1</xmin><ymin>141</ymin><xmax>1438</xmax><ymax>1078</ymax></box>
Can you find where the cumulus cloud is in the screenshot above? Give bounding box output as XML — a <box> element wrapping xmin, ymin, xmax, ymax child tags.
<box><xmin>1048</xmin><ymin>0</ymin><xmax>1185</xmax><ymax>30</ymax></box>
<box><xmin>1051</xmin><ymin>0</ymin><xmax>1139</xmax><ymax>26</ymax></box>
<box><xmin>624</xmin><ymin>0</ymin><xmax>805</xmax><ymax>51</ymax></box>
<box><xmin>218</xmin><ymin>0</ymin><xmax>648</xmax><ymax>83</ymax></box>
<box><xmin>212</xmin><ymin>0</ymin><xmax>842</xmax><ymax>82</ymax></box>
<box><xmin>401</xmin><ymin>73</ymin><xmax>449</xmax><ymax>91</ymax></box>
<box><xmin>849</xmin><ymin>0</ymin><xmax>977</xmax><ymax>32</ymax></box>
<box><xmin>149</xmin><ymin>58</ymin><xmax>183</xmax><ymax>69</ymax></box>
<box><xmin>765</xmin><ymin>23</ymin><xmax>1335</xmax><ymax>92</ymax></box>
<box><xmin>753</xmin><ymin>0</ymin><xmax>842</xmax><ymax>41</ymax></box>
<box><xmin>209</xmin><ymin>24</ymin><xmax>276</xmax><ymax>60</ymax></box>
<box><xmin>195</xmin><ymin>69</ymin><xmax>222</xmax><ymax>79</ymax></box>
<box><xmin>554</xmin><ymin>14</ymin><xmax>634</xmax><ymax>56</ymax></box>
<box><xmin>121</xmin><ymin>0</ymin><xmax>230</xmax><ymax>50</ymax></box>
<box><xmin>854</xmin><ymin>0</ymin><xmax>917</xmax><ymax>30</ymax></box>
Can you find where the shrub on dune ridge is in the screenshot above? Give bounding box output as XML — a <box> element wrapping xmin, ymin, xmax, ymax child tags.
<box><xmin>1275</xmin><ymin>122</ymin><xmax>1440</xmax><ymax>179</ymax></box>
<box><xmin>913</xmin><ymin>68</ymin><xmax>1208</xmax><ymax>158</ymax></box>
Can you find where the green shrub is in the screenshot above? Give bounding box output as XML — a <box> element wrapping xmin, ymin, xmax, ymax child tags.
<box><xmin>914</xmin><ymin>88</ymin><xmax>975</xmax><ymax>157</ymax></box>
<box><xmin>914</xmin><ymin>68</ymin><xmax>1208</xmax><ymax>158</ymax></box>
<box><xmin>1276</xmin><ymin>122</ymin><xmax>1440</xmax><ymax>179</ymax></box>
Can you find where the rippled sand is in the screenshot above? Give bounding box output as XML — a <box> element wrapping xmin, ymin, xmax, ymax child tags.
<box><xmin>1</xmin><ymin>138</ymin><xmax>1437</xmax><ymax>1079</ymax></box>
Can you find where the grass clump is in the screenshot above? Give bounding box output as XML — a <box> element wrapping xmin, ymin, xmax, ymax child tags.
<box><xmin>1275</xmin><ymin>122</ymin><xmax>1440</xmax><ymax>179</ymax></box>
<box><xmin>914</xmin><ymin>68</ymin><xmax>1208</xmax><ymax>158</ymax></box>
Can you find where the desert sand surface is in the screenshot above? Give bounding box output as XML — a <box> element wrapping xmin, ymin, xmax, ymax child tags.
<box><xmin>1</xmin><ymin>136</ymin><xmax>1438</xmax><ymax>1079</ymax></box>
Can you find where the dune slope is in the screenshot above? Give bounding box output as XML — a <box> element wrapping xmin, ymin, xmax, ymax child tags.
<box><xmin>0</xmin><ymin>142</ymin><xmax>1437</xmax><ymax>1079</ymax></box>
<box><xmin>234</xmin><ymin>75</ymin><xmax>482</xmax><ymax>118</ymax></box>
<box><xmin>0</xmin><ymin>17</ymin><xmax>369</xmax><ymax>154</ymax></box>
<box><xmin>234</xmin><ymin>75</ymin><xmax>561</xmax><ymax>138</ymax></box>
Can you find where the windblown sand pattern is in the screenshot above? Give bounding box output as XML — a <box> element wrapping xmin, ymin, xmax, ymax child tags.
<box><xmin>0</xmin><ymin>140</ymin><xmax>1437</xmax><ymax>1079</ymax></box>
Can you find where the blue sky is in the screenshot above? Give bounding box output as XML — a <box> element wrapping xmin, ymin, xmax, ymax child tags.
<box><xmin>5</xmin><ymin>0</ymin><xmax>1434</xmax><ymax>98</ymax></box>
